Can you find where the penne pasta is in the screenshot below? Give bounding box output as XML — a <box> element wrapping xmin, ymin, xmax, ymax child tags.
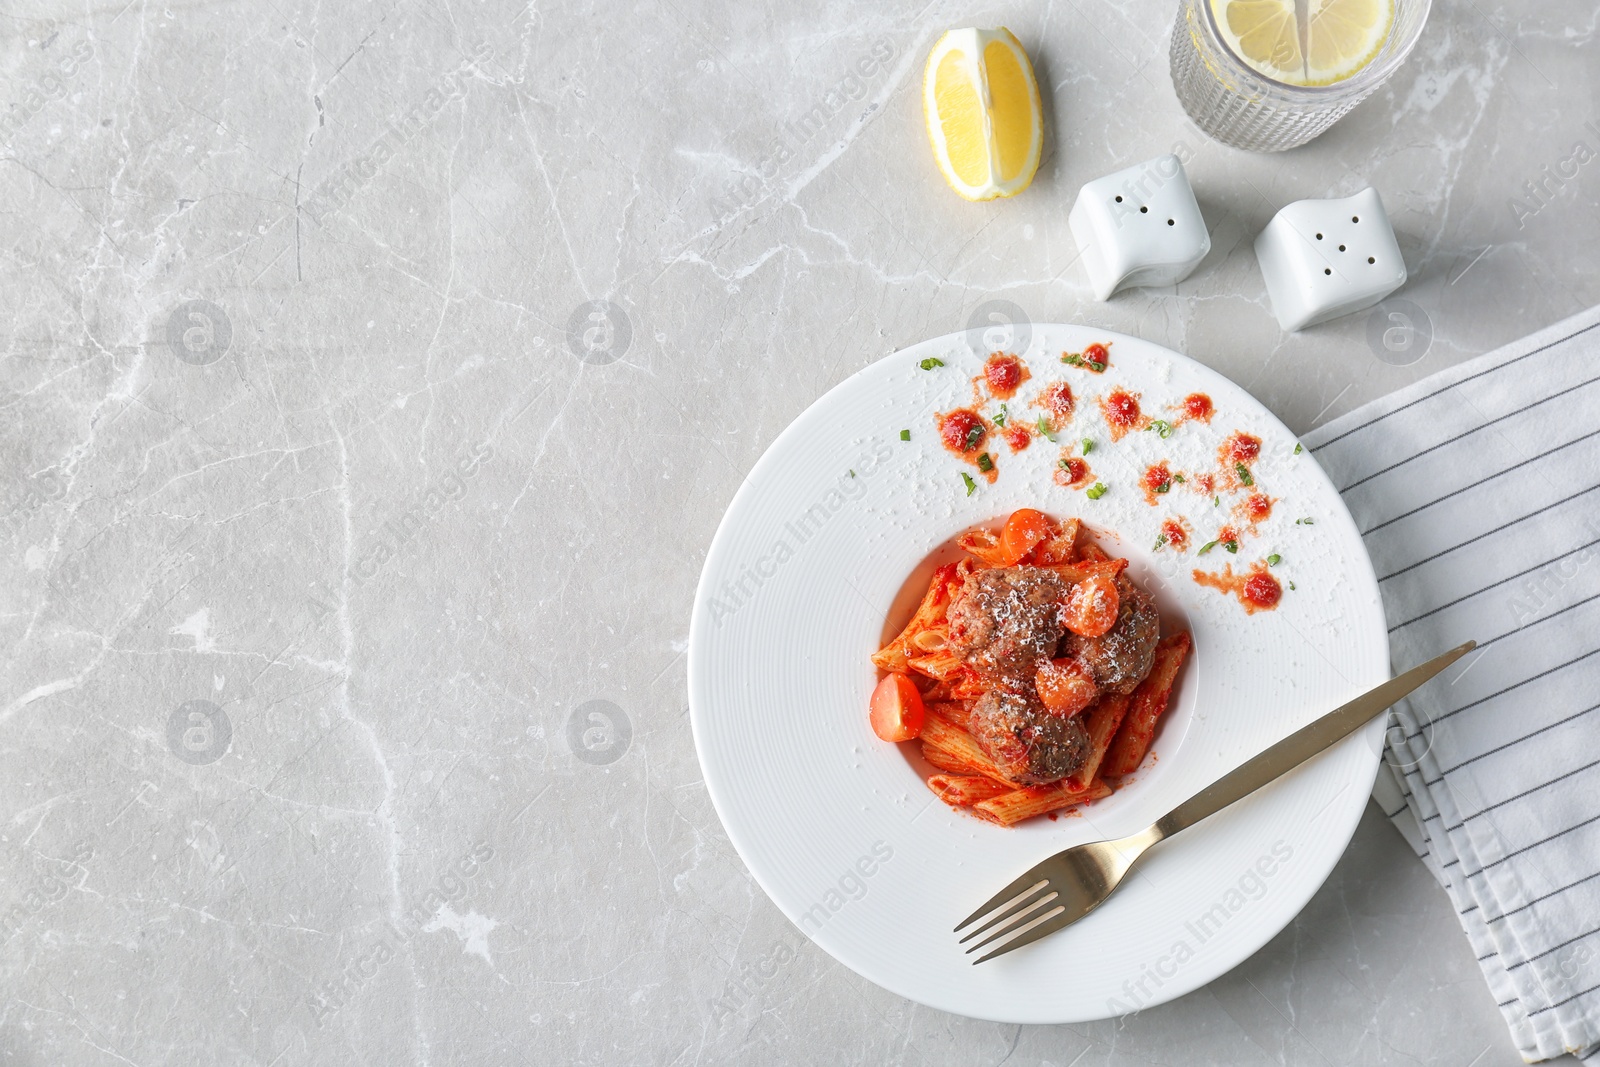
<box><xmin>921</xmin><ymin>738</ymin><xmax>1007</xmax><ymax>781</ymax></box>
<box><xmin>1077</xmin><ymin>538</ymin><xmax>1112</xmax><ymax>564</ymax></box>
<box><xmin>956</xmin><ymin>527</ymin><xmax>1013</xmax><ymax>568</ymax></box>
<box><xmin>1042</xmin><ymin>558</ymin><xmax>1126</xmax><ymax>586</ymax></box>
<box><xmin>1027</xmin><ymin>517</ymin><xmax>1081</xmax><ymax>565</ymax></box>
<box><xmin>1066</xmin><ymin>691</ymin><xmax>1134</xmax><ymax>791</ymax></box>
<box><xmin>924</xmin><ymin>700</ymin><xmax>974</xmax><ymax>730</ymax></box>
<box><xmin>920</xmin><ymin>703</ymin><xmax>965</xmax><ymax>730</ymax></box>
<box><xmin>906</xmin><ymin>649</ymin><xmax>967</xmax><ymax>681</ymax></box>
<box><xmin>872</xmin><ymin>562</ymin><xmax>962</xmax><ymax>674</ymax></box>
<box><xmin>1101</xmin><ymin>631</ymin><xmax>1192</xmax><ymax>778</ymax></box>
<box><xmin>921</xmin><ymin>741</ymin><xmax>974</xmax><ymax>775</ymax></box>
<box><xmin>920</xmin><ymin>714</ymin><xmax>1012</xmax><ymax>783</ymax></box>
<box><xmin>916</xmin><ymin>671</ymin><xmax>983</xmax><ymax>704</ymax></box>
<box><xmin>946</xmin><ymin>670</ymin><xmax>987</xmax><ymax>701</ymax></box>
<box><xmin>973</xmin><ymin>778</ymin><xmax>1114</xmax><ymax>826</ymax></box>
<box><xmin>926</xmin><ymin>774</ymin><xmax>1013</xmax><ymax>807</ymax></box>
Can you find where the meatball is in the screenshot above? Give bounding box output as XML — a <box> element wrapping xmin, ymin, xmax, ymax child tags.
<box><xmin>1063</xmin><ymin>573</ymin><xmax>1159</xmax><ymax>694</ymax></box>
<box><xmin>968</xmin><ymin>689</ymin><xmax>1091</xmax><ymax>786</ymax></box>
<box><xmin>947</xmin><ymin>567</ymin><xmax>1067</xmax><ymax>690</ymax></box>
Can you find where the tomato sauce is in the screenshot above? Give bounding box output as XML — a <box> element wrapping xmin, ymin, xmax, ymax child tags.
<box><xmin>982</xmin><ymin>353</ymin><xmax>1028</xmax><ymax>399</ymax></box>
<box><xmin>1003</xmin><ymin>425</ymin><xmax>1032</xmax><ymax>451</ymax></box>
<box><xmin>1244</xmin><ymin>572</ymin><xmax>1283</xmax><ymax>609</ymax></box>
<box><xmin>1041</xmin><ymin>381</ymin><xmax>1075</xmax><ymax>421</ymax></box>
<box><xmin>938</xmin><ymin>409</ymin><xmax>984</xmax><ymax>453</ymax></box>
<box><xmin>1141</xmin><ymin>462</ymin><xmax>1173</xmax><ymax>505</ymax></box>
<box><xmin>1061</xmin><ymin>343</ymin><xmax>1110</xmax><ymax>373</ymax></box>
<box><xmin>1219</xmin><ymin>432</ymin><xmax>1263</xmax><ymax>490</ymax></box>
<box><xmin>1181</xmin><ymin>393</ymin><xmax>1214</xmax><ymax>423</ymax></box>
<box><xmin>1054</xmin><ymin>454</ymin><xmax>1093</xmax><ymax>489</ymax></box>
<box><xmin>1100</xmin><ymin>389</ymin><xmax>1147</xmax><ymax>442</ymax></box>
<box><xmin>1241</xmin><ymin>493</ymin><xmax>1273</xmax><ymax>523</ymax></box>
<box><xmin>937</xmin><ymin>408</ymin><xmax>999</xmax><ymax>481</ymax></box>
<box><xmin>1222</xmin><ymin>431</ymin><xmax>1262</xmax><ymax>465</ymax></box>
<box><xmin>1192</xmin><ymin>563</ymin><xmax>1282</xmax><ymax>613</ymax></box>
<box><xmin>1160</xmin><ymin>518</ymin><xmax>1189</xmax><ymax>552</ymax></box>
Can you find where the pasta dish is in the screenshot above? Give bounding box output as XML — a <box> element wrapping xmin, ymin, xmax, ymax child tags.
<box><xmin>869</xmin><ymin>509</ymin><xmax>1191</xmax><ymax>826</ymax></box>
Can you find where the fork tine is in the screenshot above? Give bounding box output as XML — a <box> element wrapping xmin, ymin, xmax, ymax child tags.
<box><xmin>962</xmin><ymin>891</ymin><xmax>1061</xmax><ymax>955</ymax></box>
<box><xmin>957</xmin><ymin>883</ymin><xmax>1056</xmax><ymax>945</ymax></box>
<box><xmin>971</xmin><ymin>904</ymin><xmax>1075</xmax><ymax>964</ymax></box>
<box><xmin>954</xmin><ymin>871</ymin><xmax>1051</xmax><ymax>932</ymax></box>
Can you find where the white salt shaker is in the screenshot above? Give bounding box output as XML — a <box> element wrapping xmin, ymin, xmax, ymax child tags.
<box><xmin>1254</xmin><ymin>187</ymin><xmax>1407</xmax><ymax>332</ymax></box>
<box><xmin>1069</xmin><ymin>155</ymin><xmax>1211</xmax><ymax>301</ymax></box>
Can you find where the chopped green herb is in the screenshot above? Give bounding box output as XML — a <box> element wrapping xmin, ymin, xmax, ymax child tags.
<box><xmin>964</xmin><ymin>424</ymin><xmax>983</xmax><ymax>451</ymax></box>
<box><xmin>1173</xmin><ymin>474</ymin><xmax>1186</xmax><ymax>483</ymax></box>
<box><xmin>1235</xmin><ymin>462</ymin><xmax>1254</xmax><ymax>487</ymax></box>
<box><xmin>1294</xmin><ymin>442</ymin><xmax>1303</xmax><ymax>455</ymax></box>
<box><xmin>1289</xmin><ymin>580</ymin><xmax>1297</xmax><ymax>590</ymax></box>
<box><xmin>961</xmin><ymin>472</ymin><xmax>976</xmax><ymax>496</ymax></box>
<box><xmin>849</xmin><ymin>469</ymin><xmax>856</xmax><ymax>478</ymax></box>
<box><xmin>899</xmin><ymin>429</ymin><xmax>910</xmax><ymax>441</ymax></box>
<box><xmin>1224</xmin><ymin>540</ymin><xmax>1239</xmax><ymax>554</ymax></box>
<box><xmin>1149</xmin><ymin>419</ymin><xmax>1174</xmax><ymax>439</ymax></box>
<box><xmin>1213</xmin><ymin>496</ymin><xmax>1220</xmax><ymax>507</ymax></box>
<box><xmin>1267</xmin><ymin>553</ymin><xmax>1281</xmax><ymax>566</ymax></box>
<box><xmin>993</xmin><ymin>403</ymin><xmax>1008</xmax><ymax>427</ymax></box>
<box><xmin>1153</xmin><ymin>533</ymin><xmax>1168</xmax><ymax>550</ymax></box>
<box><xmin>1081</xmin><ymin>438</ymin><xmax>1094</xmax><ymax>455</ymax></box>
<box><xmin>1155</xmin><ymin>481</ymin><xmax>1171</xmax><ymax>494</ymax></box>
<box><xmin>919</xmin><ymin>357</ymin><xmax>945</xmax><ymax>370</ymax></box>
<box><xmin>1086</xmin><ymin>482</ymin><xmax>1108</xmax><ymax>500</ymax></box>
<box><xmin>1060</xmin><ymin>353</ymin><xmax>1107</xmax><ymax>372</ymax></box>
<box><xmin>1296</xmin><ymin>516</ymin><xmax>1315</xmax><ymax>525</ymax></box>
<box><xmin>977</xmin><ymin>452</ymin><xmax>994</xmax><ymax>473</ymax></box>
<box><xmin>1198</xmin><ymin>540</ymin><xmax>1219</xmax><ymax>555</ymax></box>
<box><xmin>1035</xmin><ymin>417</ymin><xmax>1057</xmax><ymax>443</ymax></box>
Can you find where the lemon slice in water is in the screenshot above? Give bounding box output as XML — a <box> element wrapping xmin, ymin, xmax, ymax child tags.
<box><xmin>1211</xmin><ymin>0</ymin><xmax>1394</xmax><ymax>86</ymax></box>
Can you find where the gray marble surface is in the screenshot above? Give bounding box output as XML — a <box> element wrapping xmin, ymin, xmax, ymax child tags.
<box><xmin>2</xmin><ymin>0</ymin><xmax>1597</xmax><ymax>1063</ymax></box>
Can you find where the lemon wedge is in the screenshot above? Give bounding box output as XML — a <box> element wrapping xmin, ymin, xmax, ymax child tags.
<box><xmin>1211</xmin><ymin>0</ymin><xmax>1393</xmax><ymax>86</ymax></box>
<box><xmin>923</xmin><ymin>28</ymin><xmax>1043</xmax><ymax>201</ymax></box>
<box><xmin>1211</xmin><ymin>0</ymin><xmax>1303</xmax><ymax>78</ymax></box>
<box><xmin>1303</xmin><ymin>0</ymin><xmax>1394</xmax><ymax>84</ymax></box>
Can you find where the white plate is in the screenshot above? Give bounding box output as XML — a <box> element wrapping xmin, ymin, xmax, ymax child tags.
<box><xmin>688</xmin><ymin>325</ymin><xmax>1387</xmax><ymax>1023</ymax></box>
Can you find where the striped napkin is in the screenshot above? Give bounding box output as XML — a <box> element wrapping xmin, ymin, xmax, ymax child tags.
<box><xmin>1305</xmin><ymin>305</ymin><xmax>1600</xmax><ymax>1064</ymax></box>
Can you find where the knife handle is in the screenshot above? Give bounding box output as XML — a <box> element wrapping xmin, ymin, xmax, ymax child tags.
<box><xmin>1151</xmin><ymin>641</ymin><xmax>1475</xmax><ymax>841</ymax></box>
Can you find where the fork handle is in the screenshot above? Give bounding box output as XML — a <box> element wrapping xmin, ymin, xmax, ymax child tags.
<box><xmin>1148</xmin><ymin>641</ymin><xmax>1475</xmax><ymax>841</ymax></box>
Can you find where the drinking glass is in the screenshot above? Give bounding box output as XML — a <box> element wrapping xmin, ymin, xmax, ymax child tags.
<box><xmin>1169</xmin><ymin>0</ymin><xmax>1432</xmax><ymax>152</ymax></box>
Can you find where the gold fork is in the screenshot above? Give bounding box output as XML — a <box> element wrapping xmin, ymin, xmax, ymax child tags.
<box><xmin>955</xmin><ymin>640</ymin><xmax>1476</xmax><ymax>963</ymax></box>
